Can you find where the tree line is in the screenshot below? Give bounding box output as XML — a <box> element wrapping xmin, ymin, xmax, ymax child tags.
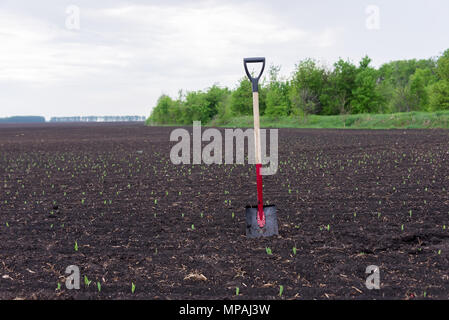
<box><xmin>50</xmin><ymin>116</ymin><xmax>147</xmax><ymax>122</ymax></box>
<box><xmin>147</xmin><ymin>49</ymin><xmax>449</xmax><ymax>125</ymax></box>
<box><xmin>0</xmin><ymin>116</ymin><xmax>45</xmax><ymax>123</ymax></box>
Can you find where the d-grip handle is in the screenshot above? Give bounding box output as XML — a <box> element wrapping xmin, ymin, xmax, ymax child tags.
<box><xmin>243</xmin><ymin>57</ymin><xmax>266</xmax><ymax>92</ymax></box>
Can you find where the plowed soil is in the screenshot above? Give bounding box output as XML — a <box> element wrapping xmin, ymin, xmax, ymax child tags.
<box><xmin>1</xmin><ymin>123</ymin><xmax>449</xmax><ymax>299</ymax></box>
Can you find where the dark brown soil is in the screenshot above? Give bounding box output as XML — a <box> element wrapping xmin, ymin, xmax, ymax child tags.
<box><xmin>1</xmin><ymin>123</ymin><xmax>449</xmax><ymax>300</ymax></box>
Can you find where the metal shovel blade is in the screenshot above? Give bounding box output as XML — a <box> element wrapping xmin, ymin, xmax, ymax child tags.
<box><xmin>245</xmin><ymin>205</ymin><xmax>278</xmax><ymax>238</ymax></box>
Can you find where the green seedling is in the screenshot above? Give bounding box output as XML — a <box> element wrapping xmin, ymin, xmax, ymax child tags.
<box><xmin>279</xmin><ymin>285</ymin><xmax>284</xmax><ymax>297</ymax></box>
<box><xmin>266</xmin><ymin>247</ymin><xmax>272</xmax><ymax>255</ymax></box>
<box><xmin>235</xmin><ymin>287</ymin><xmax>240</xmax><ymax>296</ymax></box>
<box><xmin>74</xmin><ymin>241</ymin><xmax>79</xmax><ymax>252</ymax></box>
<box><xmin>97</xmin><ymin>282</ymin><xmax>101</xmax><ymax>292</ymax></box>
<box><xmin>131</xmin><ymin>282</ymin><xmax>136</xmax><ymax>294</ymax></box>
<box><xmin>56</xmin><ymin>282</ymin><xmax>61</xmax><ymax>291</ymax></box>
<box><xmin>292</xmin><ymin>247</ymin><xmax>297</xmax><ymax>255</ymax></box>
<box><xmin>84</xmin><ymin>275</ymin><xmax>91</xmax><ymax>287</ymax></box>
<box><xmin>232</xmin><ymin>212</ymin><xmax>235</xmax><ymax>219</ymax></box>
<box><xmin>191</xmin><ymin>224</ymin><xmax>195</xmax><ymax>230</ymax></box>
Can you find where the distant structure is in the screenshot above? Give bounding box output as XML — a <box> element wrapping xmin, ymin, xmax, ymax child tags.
<box><xmin>0</xmin><ymin>116</ymin><xmax>45</xmax><ymax>123</ymax></box>
<box><xmin>49</xmin><ymin>116</ymin><xmax>146</xmax><ymax>122</ymax></box>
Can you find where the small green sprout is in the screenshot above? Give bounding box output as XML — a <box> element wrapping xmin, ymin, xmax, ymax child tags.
<box><xmin>97</xmin><ymin>281</ymin><xmax>101</xmax><ymax>292</ymax></box>
<box><xmin>292</xmin><ymin>247</ymin><xmax>297</xmax><ymax>255</ymax></box>
<box><xmin>279</xmin><ymin>285</ymin><xmax>284</xmax><ymax>297</ymax></box>
<box><xmin>84</xmin><ymin>275</ymin><xmax>91</xmax><ymax>287</ymax></box>
<box><xmin>131</xmin><ymin>282</ymin><xmax>136</xmax><ymax>294</ymax></box>
<box><xmin>56</xmin><ymin>282</ymin><xmax>61</xmax><ymax>291</ymax></box>
<box><xmin>266</xmin><ymin>247</ymin><xmax>272</xmax><ymax>255</ymax></box>
<box><xmin>235</xmin><ymin>287</ymin><xmax>240</xmax><ymax>296</ymax></box>
<box><xmin>74</xmin><ymin>241</ymin><xmax>79</xmax><ymax>252</ymax></box>
<box><xmin>191</xmin><ymin>224</ymin><xmax>195</xmax><ymax>230</ymax></box>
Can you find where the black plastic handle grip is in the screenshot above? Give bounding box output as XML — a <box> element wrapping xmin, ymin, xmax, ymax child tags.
<box><xmin>243</xmin><ymin>57</ymin><xmax>266</xmax><ymax>92</ymax></box>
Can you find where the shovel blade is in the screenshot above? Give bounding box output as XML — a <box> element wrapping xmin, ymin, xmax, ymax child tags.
<box><xmin>245</xmin><ymin>205</ymin><xmax>278</xmax><ymax>238</ymax></box>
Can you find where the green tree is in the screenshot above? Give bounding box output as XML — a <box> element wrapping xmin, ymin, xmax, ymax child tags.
<box><xmin>429</xmin><ymin>49</ymin><xmax>449</xmax><ymax>110</ymax></box>
<box><xmin>290</xmin><ymin>59</ymin><xmax>328</xmax><ymax>115</ymax></box>
<box><xmin>321</xmin><ymin>59</ymin><xmax>357</xmax><ymax>115</ymax></box>
<box><xmin>351</xmin><ymin>56</ymin><xmax>384</xmax><ymax>113</ymax></box>
<box><xmin>147</xmin><ymin>95</ymin><xmax>177</xmax><ymax>124</ymax></box>
<box><xmin>204</xmin><ymin>85</ymin><xmax>230</xmax><ymax>120</ymax></box>
<box><xmin>429</xmin><ymin>81</ymin><xmax>449</xmax><ymax>110</ymax></box>
<box><xmin>265</xmin><ymin>65</ymin><xmax>291</xmax><ymax>117</ymax></box>
<box><xmin>436</xmin><ymin>49</ymin><xmax>449</xmax><ymax>80</ymax></box>
<box><xmin>230</xmin><ymin>78</ymin><xmax>255</xmax><ymax>115</ymax></box>
<box><xmin>230</xmin><ymin>78</ymin><xmax>252</xmax><ymax>115</ymax></box>
<box><xmin>409</xmin><ymin>68</ymin><xmax>438</xmax><ymax>110</ymax></box>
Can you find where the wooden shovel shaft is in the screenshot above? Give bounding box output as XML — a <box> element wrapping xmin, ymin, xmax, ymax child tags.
<box><xmin>252</xmin><ymin>92</ymin><xmax>262</xmax><ymax>165</ymax></box>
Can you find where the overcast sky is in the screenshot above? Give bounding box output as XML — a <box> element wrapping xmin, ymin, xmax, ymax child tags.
<box><xmin>0</xmin><ymin>0</ymin><xmax>448</xmax><ymax>119</ymax></box>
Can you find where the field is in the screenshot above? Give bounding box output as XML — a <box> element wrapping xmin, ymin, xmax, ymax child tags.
<box><xmin>1</xmin><ymin>123</ymin><xmax>449</xmax><ymax>299</ymax></box>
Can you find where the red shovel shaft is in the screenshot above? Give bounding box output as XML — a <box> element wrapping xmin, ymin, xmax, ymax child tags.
<box><xmin>256</xmin><ymin>164</ymin><xmax>265</xmax><ymax>227</ymax></box>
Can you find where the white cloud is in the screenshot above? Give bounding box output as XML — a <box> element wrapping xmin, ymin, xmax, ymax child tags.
<box><xmin>0</xmin><ymin>11</ymin><xmax>130</xmax><ymax>84</ymax></box>
<box><xmin>0</xmin><ymin>1</ymin><xmax>341</xmax><ymax>117</ymax></box>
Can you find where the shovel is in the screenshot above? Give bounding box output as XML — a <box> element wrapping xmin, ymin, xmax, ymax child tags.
<box><xmin>243</xmin><ymin>57</ymin><xmax>279</xmax><ymax>238</ymax></box>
